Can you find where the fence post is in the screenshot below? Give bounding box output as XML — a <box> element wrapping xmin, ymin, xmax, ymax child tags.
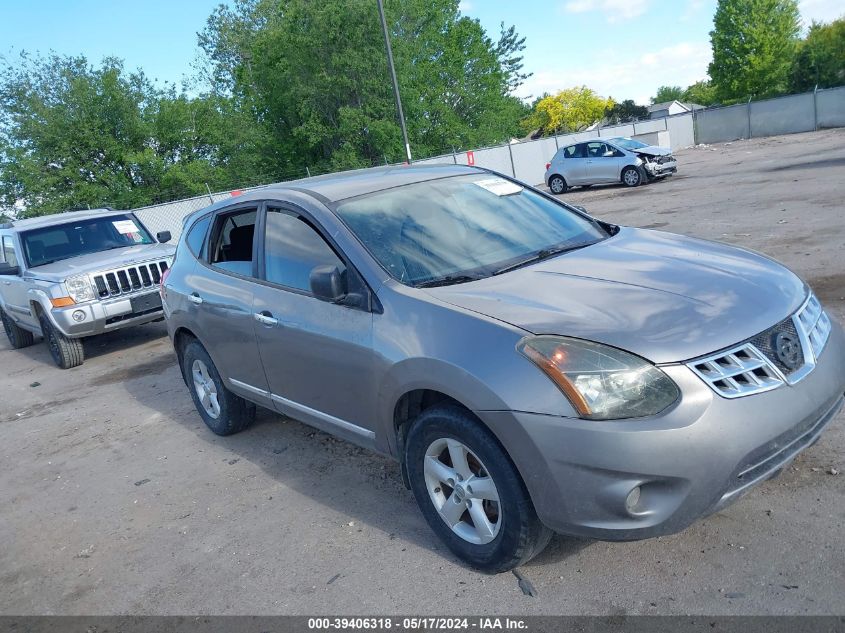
<box><xmin>632</xmin><ymin>121</ymin><xmax>637</xmax><ymax>136</ymax></box>
<box><xmin>204</xmin><ymin>183</ymin><xmax>214</xmax><ymax>204</ymax></box>
<box><xmin>747</xmin><ymin>96</ymin><xmax>752</xmax><ymax>139</ymax></box>
<box><xmin>554</xmin><ymin>133</ymin><xmax>559</xmax><ymax>150</ymax></box>
<box><xmin>507</xmin><ymin>142</ymin><xmax>516</xmax><ymax>178</ymax></box>
<box><xmin>306</xmin><ymin>166</ymin><xmax>311</xmax><ymax>177</ymax></box>
<box><xmin>813</xmin><ymin>85</ymin><xmax>819</xmax><ymax>131</ymax></box>
<box><xmin>452</xmin><ymin>147</ymin><xmax>458</xmax><ymax>164</ymax></box>
<box><xmin>692</xmin><ymin>108</ymin><xmax>698</xmax><ymax>145</ymax></box>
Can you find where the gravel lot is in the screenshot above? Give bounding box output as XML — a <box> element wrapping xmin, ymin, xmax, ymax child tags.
<box><xmin>1</xmin><ymin>129</ymin><xmax>844</xmax><ymax>616</ymax></box>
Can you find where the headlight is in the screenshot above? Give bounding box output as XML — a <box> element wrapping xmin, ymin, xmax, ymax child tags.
<box><xmin>65</xmin><ymin>275</ymin><xmax>96</xmax><ymax>304</ymax></box>
<box><xmin>518</xmin><ymin>336</ymin><xmax>680</xmax><ymax>420</ymax></box>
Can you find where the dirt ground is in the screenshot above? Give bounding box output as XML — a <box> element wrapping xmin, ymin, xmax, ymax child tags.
<box><xmin>1</xmin><ymin>129</ymin><xmax>844</xmax><ymax>616</ymax></box>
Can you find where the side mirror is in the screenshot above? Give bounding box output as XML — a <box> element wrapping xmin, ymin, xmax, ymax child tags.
<box><xmin>0</xmin><ymin>262</ymin><xmax>20</xmax><ymax>276</ymax></box>
<box><xmin>309</xmin><ymin>265</ymin><xmax>347</xmax><ymax>303</ymax></box>
<box><xmin>573</xmin><ymin>205</ymin><xmax>588</xmax><ymax>214</ymax></box>
<box><xmin>157</xmin><ymin>230</ymin><xmax>172</xmax><ymax>244</ymax></box>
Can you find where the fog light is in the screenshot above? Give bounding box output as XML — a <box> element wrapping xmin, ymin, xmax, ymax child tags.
<box><xmin>72</xmin><ymin>310</ymin><xmax>86</xmax><ymax>322</ymax></box>
<box><xmin>625</xmin><ymin>486</ymin><xmax>641</xmax><ymax>513</ymax></box>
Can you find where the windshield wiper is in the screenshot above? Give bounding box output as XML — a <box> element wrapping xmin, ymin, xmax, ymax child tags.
<box><xmin>415</xmin><ymin>274</ymin><xmax>485</xmax><ymax>288</ymax></box>
<box><xmin>492</xmin><ymin>243</ymin><xmax>591</xmax><ymax>276</ymax></box>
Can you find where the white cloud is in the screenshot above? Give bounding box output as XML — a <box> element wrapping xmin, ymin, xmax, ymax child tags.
<box><xmin>517</xmin><ymin>41</ymin><xmax>712</xmax><ymax>104</ymax></box>
<box><xmin>459</xmin><ymin>0</ymin><xmax>474</xmax><ymax>13</ymax></box>
<box><xmin>562</xmin><ymin>0</ymin><xmax>651</xmax><ymax>22</ymax></box>
<box><xmin>799</xmin><ymin>0</ymin><xmax>845</xmax><ymax>24</ymax></box>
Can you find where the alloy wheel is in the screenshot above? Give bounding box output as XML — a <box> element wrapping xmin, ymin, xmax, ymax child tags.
<box><xmin>423</xmin><ymin>437</ymin><xmax>502</xmax><ymax>545</ymax></box>
<box><xmin>192</xmin><ymin>359</ymin><xmax>221</xmax><ymax>419</ymax></box>
<box><xmin>624</xmin><ymin>169</ymin><xmax>641</xmax><ymax>186</ymax></box>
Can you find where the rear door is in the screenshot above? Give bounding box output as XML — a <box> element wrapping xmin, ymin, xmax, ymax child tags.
<box><xmin>188</xmin><ymin>204</ymin><xmax>270</xmax><ymax>402</ymax></box>
<box><xmin>559</xmin><ymin>143</ymin><xmax>588</xmax><ymax>184</ymax></box>
<box><xmin>0</xmin><ymin>234</ymin><xmax>37</xmax><ymax>329</ymax></box>
<box><xmin>250</xmin><ymin>204</ymin><xmax>377</xmax><ymax>446</ymax></box>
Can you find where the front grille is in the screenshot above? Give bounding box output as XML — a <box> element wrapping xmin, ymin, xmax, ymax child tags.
<box><xmin>688</xmin><ymin>344</ymin><xmax>784</xmax><ymax>398</ymax></box>
<box><xmin>749</xmin><ymin>317</ymin><xmax>804</xmax><ymax>375</ymax></box>
<box><xmin>92</xmin><ymin>260</ymin><xmax>170</xmax><ymax>299</ymax></box>
<box><xmin>657</xmin><ymin>155</ymin><xmax>674</xmax><ymax>164</ymax></box>
<box><xmin>688</xmin><ymin>291</ymin><xmax>831</xmax><ymax>398</ymax></box>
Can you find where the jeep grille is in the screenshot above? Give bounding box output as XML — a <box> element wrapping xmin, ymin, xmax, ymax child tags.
<box><xmin>92</xmin><ymin>260</ymin><xmax>170</xmax><ymax>298</ymax></box>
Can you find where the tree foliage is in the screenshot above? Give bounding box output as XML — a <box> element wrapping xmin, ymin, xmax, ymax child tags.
<box><xmin>651</xmin><ymin>86</ymin><xmax>685</xmax><ymax>104</ymax></box>
<box><xmin>682</xmin><ymin>80</ymin><xmax>719</xmax><ymax>105</ymax></box>
<box><xmin>709</xmin><ymin>0</ymin><xmax>801</xmax><ymax>102</ymax></box>
<box><xmin>789</xmin><ymin>18</ymin><xmax>845</xmax><ymax>92</ymax></box>
<box><xmin>521</xmin><ymin>87</ymin><xmax>613</xmax><ymax>135</ymax></box>
<box><xmin>604</xmin><ymin>99</ymin><xmax>648</xmax><ymax>124</ymax></box>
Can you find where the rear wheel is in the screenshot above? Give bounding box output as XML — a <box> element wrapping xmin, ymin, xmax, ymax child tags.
<box><xmin>1</xmin><ymin>308</ymin><xmax>35</xmax><ymax>349</ymax></box>
<box><xmin>621</xmin><ymin>166</ymin><xmax>643</xmax><ymax>187</ymax></box>
<box><xmin>180</xmin><ymin>340</ymin><xmax>255</xmax><ymax>436</ymax></box>
<box><xmin>39</xmin><ymin>316</ymin><xmax>84</xmax><ymax>369</ymax></box>
<box><xmin>548</xmin><ymin>175</ymin><xmax>567</xmax><ymax>194</ymax></box>
<box><xmin>405</xmin><ymin>405</ymin><xmax>552</xmax><ymax>572</ymax></box>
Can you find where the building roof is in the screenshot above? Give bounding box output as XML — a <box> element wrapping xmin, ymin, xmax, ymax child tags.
<box><xmin>647</xmin><ymin>100</ymin><xmax>705</xmax><ymax>113</ymax></box>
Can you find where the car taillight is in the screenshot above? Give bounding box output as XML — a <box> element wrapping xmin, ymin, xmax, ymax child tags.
<box><xmin>545</xmin><ymin>163</ymin><xmax>551</xmax><ymax>171</ymax></box>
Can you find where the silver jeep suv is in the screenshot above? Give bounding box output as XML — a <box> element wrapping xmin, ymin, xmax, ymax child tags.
<box><xmin>0</xmin><ymin>209</ymin><xmax>175</xmax><ymax>368</ymax></box>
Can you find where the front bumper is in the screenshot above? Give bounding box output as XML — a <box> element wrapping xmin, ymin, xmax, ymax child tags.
<box><xmin>49</xmin><ymin>289</ymin><xmax>164</xmax><ymax>338</ymax></box>
<box><xmin>644</xmin><ymin>160</ymin><xmax>677</xmax><ymax>177</ymax></box>
<box><xmin>478</xmin><ymin>319</ymin><xmax>845</xmax><ymax>540</ymax></box>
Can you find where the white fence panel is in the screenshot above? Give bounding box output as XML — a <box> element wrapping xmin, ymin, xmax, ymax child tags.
<box><xmin>818</xmin><ymin>86</ymin><xmax>845</xmax><ymax>128</ymax></box>
<box><xmin>750</xmin><ymin>93</ymin><xmax>815</xmax><ymax>137</ymax></box>
<box><xmin>696</xmin><ymin>104</ymin><xmax>749</xmax><ymax>143</ymax></box>
<box><xmin>632</xmin><ymin>119</ymin><xmax>667</xmax><ymax>135</ymax></box>
<box><xmin>511</xmin><ymin>137</ymin><xmax>557</xmax><ymax>185</ymax></box>
<box><xmin>667</xmin><ymin>113</ymin><xmax>695</xmax><ymax>148</ymax></box>
<box><xmin>471</xmin><ymin>146</ymin><xmax>514</xmax><ymax>176</ymax></box>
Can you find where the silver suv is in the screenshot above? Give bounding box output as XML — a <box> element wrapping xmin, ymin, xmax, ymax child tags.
<box><xmin>162</xmin><ymin>165</ymin><xmax>844</xmax><ymax>572</ymax></box>
<box><xmin>0</xmin><ymin>209</ymin><xmax>175</xmax><ymax>368</ymax></box>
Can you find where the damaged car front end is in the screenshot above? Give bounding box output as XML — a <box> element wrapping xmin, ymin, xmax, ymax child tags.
<box><xmin>610</xmin><ymin>137</ymin><xmax>678</xmax><ymax>180</ymax></box>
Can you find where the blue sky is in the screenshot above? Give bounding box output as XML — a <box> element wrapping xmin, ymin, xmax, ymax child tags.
<box><xmin>1</xmin><ymin>0</ymin><xmax>843</xmax><ymax>105</ymax></box>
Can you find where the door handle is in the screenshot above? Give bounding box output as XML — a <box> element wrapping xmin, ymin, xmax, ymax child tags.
<box><xmin>188</xmin><ymin>293</ymin><xmax>203</xmax><ymax>305</ymax></box>
<box><xmin>254</xmin><ymin>311</ymin><xmax>279</xmax><ymax>326</ymax></box>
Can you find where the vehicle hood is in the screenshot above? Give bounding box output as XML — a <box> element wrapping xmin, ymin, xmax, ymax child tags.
<box><xmin>425</xmin><ymin>228</ymin><xmax>806</xmax><ymax>364</ymax></box>
<box><xmin>632</xmin><ymin>145</ymin><xmax>672</xmax><ymax>157</ymax></box>
<box><xmin>27</xmin><ymin>243</ymin><xmax>176</xmax><ymax>283</ymax></box>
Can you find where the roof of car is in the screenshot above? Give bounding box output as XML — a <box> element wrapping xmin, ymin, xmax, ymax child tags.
<box><xmin>252</xmin><ymin>163</ymin><xmax>484</xmax><ymax>204</ymax></box>
<box><xmin>1</xmin><ymin>208</ymin><xmax>127</xmax><ymax>231</ymax></box>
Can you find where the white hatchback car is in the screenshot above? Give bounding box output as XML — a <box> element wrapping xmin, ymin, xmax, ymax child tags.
<box><xmin>544</xmin><ymin>137</ymin><xmax>677</xmax><ymax>194</ymax></box>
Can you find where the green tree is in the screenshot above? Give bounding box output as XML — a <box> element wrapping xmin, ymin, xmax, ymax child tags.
<box><xmin>790</xmin><ymin>18</ymin><xmax>845</xmax><ymax>92</ymax></box>
<box><xmin>605</xmin><ymin>99</ymin><xmax>648</xmax><ymax>123</ymax></box>
<box><xmin>651</xmin><ymin>86</ymin><xmax>685</xmax><ymax>104</ymax></box>
<box><xmin>198</xmin><ymin>0</ymin><xmax>527</xmax><ymax>170</ymax></box>
<box><xmin>0</xmin><ymin>53</ymin><xmax>265</xmax><ymax>216</ymax></box>
<box><xmin>709</xmin><ymin>0</ymin><xmax>801</xmax><ymax>102</ymax></box>
<box><xmin>521</xmin><ymin>87</ymin><xmax>613</xmax><ymax>135</ymax></box>
<box><xmin>682</xmin><ymin>80</ymin><xmax>718</xmax><ymax>105</ymax></box>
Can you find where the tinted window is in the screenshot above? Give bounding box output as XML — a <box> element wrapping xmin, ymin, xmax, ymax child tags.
<box><xmin>563</xmin><ymin>144</ymin><xmax>583</xmax><ymax>158</ymax></box>
<box><xmin>335</xmin><ymin>174</ymin><xmax>606</xmax><ymax>286</ymax></box>
<box><xmin>186</xmin><ymin>214</ymin><xmax>211</xmax><ymax>258</ymax></box>
<box><xmin>209</xmin><ymin>209</ymin><xmax>257</xmax><ymax>277</ymax></box>
<box><xmin>3</xmin><ymin>236</ymin><xmax>17</xmax><ymax>267</ymax></box>
<box><xmin>264</xmin><ymin>209</ymin><xmax>344</xmax><ymax>292</ymax></box>
<box><xmin>21</xmin><ymin>215</ymin><xmax>154</xmax><ymax>267</ymax></box>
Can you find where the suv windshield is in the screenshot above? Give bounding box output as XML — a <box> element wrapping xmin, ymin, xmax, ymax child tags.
<box><xmin>334</xmin><ymin>174</ymin><xmax>607</xmax><ymax>287</ymax></box>
<box><xmin>21</xmin><ymin>214</ymin><xmax>155</xmax><ymax>267</ymax></box>
<box><xmin>611</xmin><ymin>137</ymin><xmax>648</xmax><ymax>150</ymax></box>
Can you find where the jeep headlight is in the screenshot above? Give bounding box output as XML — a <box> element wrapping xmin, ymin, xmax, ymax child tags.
<box><xmin>518</xmin><ymin>336</ymin><xmax>680</xmax><ymax>420</ymax></box>
<box><xmin>65</xmin><ymin>275</ymin><xmax>96</xmax><ymax>304</ymax></box>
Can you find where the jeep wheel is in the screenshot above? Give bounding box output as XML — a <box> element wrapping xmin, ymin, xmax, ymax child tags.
<box><xmin>39</xmin><ymin>316</ymin><xmax>84</xmax><ymax>369</ymax></box>
<box><xmin>1</xmin><ymin>308</ymin><xmax>35</xmax><ymax>349</ymax></box>
<box><xmin>180</xmin><ymin>340</ymin><xmax>255</xmax><ymax>436</ymax></box>
<box><xmin>405</xmin><ymin>405</ymin><xmax>552</xmax><ymax>572</ymax></box>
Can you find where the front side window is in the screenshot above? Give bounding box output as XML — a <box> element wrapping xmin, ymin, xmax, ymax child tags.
<box><xmin>2</xmin><ymin>236</ymin><xmax>16</xmax><ymax>267</ymax></box>
<box><xmin>208</xmin><ymin>209</ymin><xmax>257</xmax><ymax>277</ymax></box>
<box><xmin>334</xmin><ymin>174</ymin><xmax>607</xmax><ymax>286</ymax></box>
<box><xmin>263</xmin><ymin>209</ymin><xmax>345</xmax><ymax>292</ymax></box>
<box><xmin>21</xmin><ymin>214</ymin><xmax>154</xmax><ymax>268</ymax></box>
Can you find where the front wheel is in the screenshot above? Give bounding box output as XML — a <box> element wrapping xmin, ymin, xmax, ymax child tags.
<box><xmin>548</xmin><ymin>174</ymin><xmax>567</xmax><ymax>194</ymax></box>
<box><xmin>180</xmin><ymin>340</ymin><xmax>255</xmax><ymax>436</ymax></box>
<box><xmin>405</xmin><ymin>405</ymin><xmax>552</xmax><ymax>573</ymax></box>
<box><xmin>621</xmin><ymin>166</ymin><xmax>644</xmax><ymax>187</ymax></box>
<box><xmin>40</xmin><ymin>316</ymin><xmax>84</xmax><ymax>369</ymax></box>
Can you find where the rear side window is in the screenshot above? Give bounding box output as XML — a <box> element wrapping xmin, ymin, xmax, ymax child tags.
<box><xmin>208</xmin><ymin>209</ymin><xmax>257</xmax><ymax>278</ymax></box>
<box><xmin>186</xmin><ymin>215</ymin><xmax>212</xmax><ymax>259</ymax></box>
<box><xmin>563</xmin><ymin>144</ymin><xmax>584</xmax><ymax>158</ymax></box>
<box><xmin>3</xmin><ymin>236</ymin><xmax>17</xmax><ymax>267</ymax></box>
<box><xmin>263</xmin><ymin>209</ymin><xmax>345</xmax><ymax>292</ymax></box>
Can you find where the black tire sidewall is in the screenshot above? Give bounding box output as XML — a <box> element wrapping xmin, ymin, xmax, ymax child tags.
<box><xmin>181</xmin><ymin>340</ymin><xmax>251</xmax><ymax>436</ymax></box>
<box><xmin>405</xmin><ymin>407</ymin><xmax>542</xmax><ymax>572</ymax></box>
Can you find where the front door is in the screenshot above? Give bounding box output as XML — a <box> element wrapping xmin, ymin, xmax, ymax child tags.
<box><xmin>585</xmin><ymin>141</ymin><xmax>626</xmax><ymax>183</ymax></box>
<box><xmin>250</xmin><ymin>206</ymin><xmax>377</xmax><ymax>445</ymax></box>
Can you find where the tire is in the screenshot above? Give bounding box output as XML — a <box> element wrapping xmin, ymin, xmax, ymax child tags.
<box><xmin>548</xmin><ymin>174</ymin><xmax>567</xmax><ymax>194</ymax></box>
<box><xmin>180</xmin><ymin>340</ymin><xmax>255</xmax><ymax>436</ymax></box>
<box><xmin>1</xmin><ymin>307</ymin><xmax>35</xmax><ymax>349</ymax></box>
<box><xmin>39</xmin><ymin>316</ymin><xmax>84</xmax><ymax>369</ymax></box>
<box><xmin>621</xmin><ymin>166</ymin><xmax>644</xmax><ymax>187</ymax></box>
<box><xmin>405</xmin><ymin>405</ymin><xmax>552</xmax><ymax>573</ymax></box>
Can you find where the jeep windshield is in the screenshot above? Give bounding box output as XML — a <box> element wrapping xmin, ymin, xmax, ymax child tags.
<box><xmin>334</xmin><ymin>174</ymin><xmax>608</xmax><ymax>287</ymax></box>
<box><xmin>21</xmin><ymin>214</ymin><xmax>155</xmax><ymax>268</ymax></box>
